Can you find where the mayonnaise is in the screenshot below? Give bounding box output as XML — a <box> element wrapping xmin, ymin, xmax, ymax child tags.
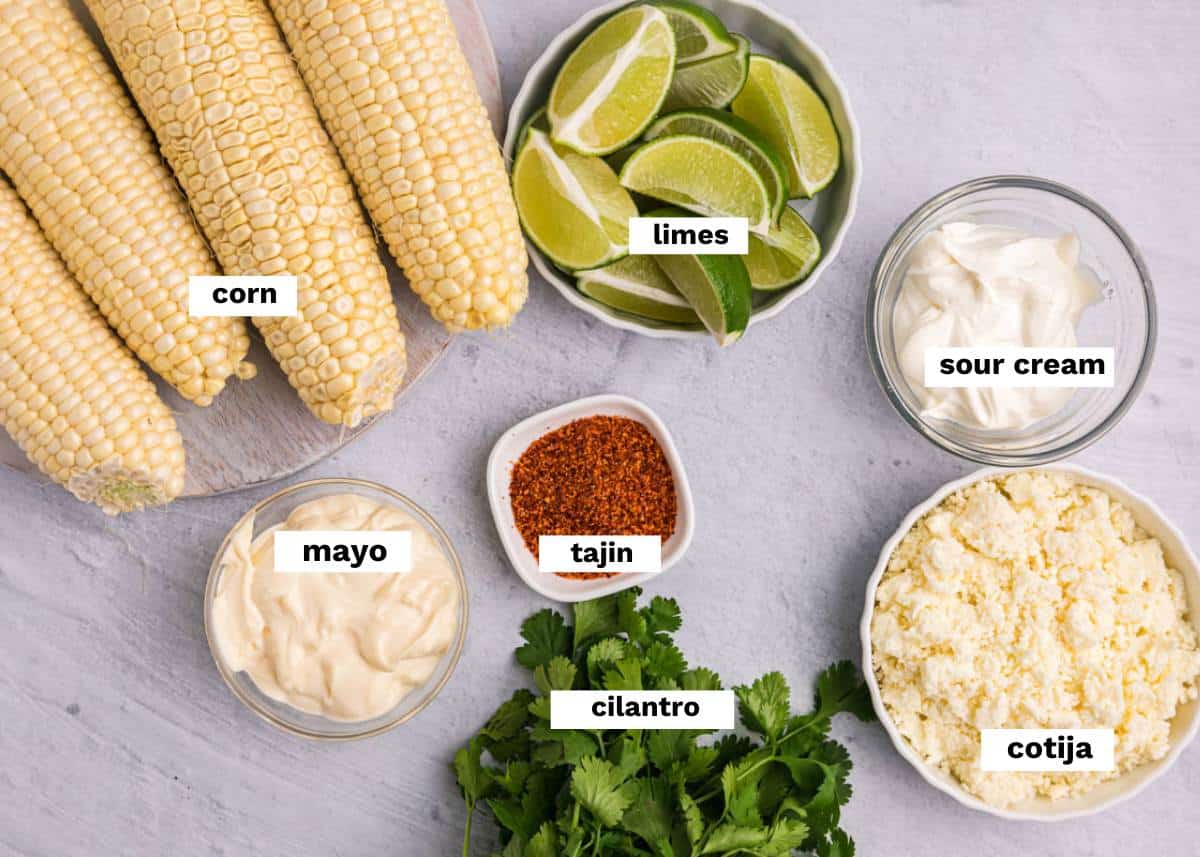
<box><xmin>893</xmin><ymin>221</ymin><xmax>1100</xmax><ymax>430</ymax></box>
<box><xmin>210</xmin><ymin>494</ymin><xmax>460</xmax><ymax>722</ymax></box>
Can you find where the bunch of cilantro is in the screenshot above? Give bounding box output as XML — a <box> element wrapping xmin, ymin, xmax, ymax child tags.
<box><xmin>453</xmin><ymin>587</ymin><xmax>876</xmax><ymax>857</ymax></box>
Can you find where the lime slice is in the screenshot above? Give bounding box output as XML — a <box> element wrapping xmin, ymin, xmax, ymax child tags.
<box><xmin>660</xmin><ymin>33</ymin><xmax>749</xmax><ymax>112</ymax></box>
<box><xmin>644</xmin><ymin>106</ymin><xmax>788</xmax><ymax>221</ymax></box>
<box><xmin>515</xmin><ymin>107</ymin><xmax>550</xmax><ymax>153</ymax></box>
<box><xmin>513</xmin><ymin>128</ymin><xmax>637</xmax><ymax>270</ymax></box>
<box><xmin>548</xmin><ymin>5</ymin><xmax>676</xmax><ymax>155</ymax></box>
<box><xmin>650</xmin><ymin>0</ymin><xmax>737</xmax><ymax>63</ymax></box>
<box><xmin>647</xmin><ymin>207</ymin><xmax>751</xmax><ymax>344</ymax></box>
<box><xmin>731</xmin><ymin>55</ymin><xmax>840</xmax><ymax>197</ymax></box>
<box><xmin>619</xmin><ymin>134</ymin><xmax>772</xmax><ymax>233</ymax></box>
<box><xmin>578</xmin><ymin>255</ymin><xmax>701</xmax><ymax>324</ymax></box>
<box><xmin>745</xmin><ymin>207</ymin><xmax>821</xmax><ymax>290</ymax></box>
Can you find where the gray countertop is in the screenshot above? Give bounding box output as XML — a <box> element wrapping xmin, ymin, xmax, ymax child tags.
<box><xmin>3</xmin><ymin>1</ymin><xmax>1199</xmax><ymax>855</ymax></box>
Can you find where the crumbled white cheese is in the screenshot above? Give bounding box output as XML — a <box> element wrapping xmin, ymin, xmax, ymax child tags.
<box><xmin>871</xmin><ymin>471</ymin><xmax>1200</xmax><ymax>807</ymax></box>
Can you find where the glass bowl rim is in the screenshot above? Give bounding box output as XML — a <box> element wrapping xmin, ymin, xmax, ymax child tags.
<box><xmin>865</xmin><ymin>174</ymin><xmax>1157</xmax><ymax>466</ymax></box>
<box><xmin>203</xmin><ymin>477</ymin><xmax>469</xmax><ymax>741</ymax></box>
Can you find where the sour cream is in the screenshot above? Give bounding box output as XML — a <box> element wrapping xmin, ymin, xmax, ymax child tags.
<box><xmin>210</xmin><ymin>493</ymin><xmax>460</xmax><ymax>722</ymax></box>
<box><xmin>893</xmin><ymin>221</ymin><xmax>1100</xmax><ymax>430</ymax></box>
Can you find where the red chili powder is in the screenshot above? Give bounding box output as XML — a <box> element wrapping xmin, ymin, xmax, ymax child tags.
<box><xmin>509</xmin><ymin>415</ymin><xmax>678</xmax><ymax>580</ymax></box>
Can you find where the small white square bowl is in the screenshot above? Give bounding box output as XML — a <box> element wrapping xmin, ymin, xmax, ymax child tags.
<box><xmin>487</xmin><ymin>394</ymin><xmax>694</xmax><ymax>602</ymax></box>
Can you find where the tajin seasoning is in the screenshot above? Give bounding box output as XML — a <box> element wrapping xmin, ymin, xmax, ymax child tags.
<box><xmin>509</xmin><ymin>415</ymin><xmax>677</xmax><ymax>579</ymax></box>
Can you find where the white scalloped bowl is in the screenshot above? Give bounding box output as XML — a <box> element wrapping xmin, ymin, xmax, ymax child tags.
<box><xmin>504</xmin><ymin>0</ymin><xmax>861</xmax><ymax>339</ymax></box>
<box><xmin>860</xmin><ymin>464</ymin><xmax>1200</xmax><ymax>820</ymax></box>
<box><xmin>486</xmin><ymin>394</ymin><xmax>694</xmax><ymax>602</ymax></box>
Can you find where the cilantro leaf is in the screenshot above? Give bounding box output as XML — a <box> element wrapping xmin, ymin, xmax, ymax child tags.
<box><xmin>647</xmin><ymin>730</ymin><xmax>696</xmax><ymax>772</ymax></box>
<box><xmin>609</xmin><ymin>734</ymin><xmax>649</xmax><ymax>781</ymax></box>
<box><xmin>534</xmin><ymin>656</ymin><xmax>577</xmax><ymax>693</ymax></box>
<box><xmin>617</xmin><ymin>588</ymin><xmax>648</xmax><ymax>643</ymax></box>
<box><xmin>483</xmin><ymin>689</ymin><xmax>536</xmax><ymax>742</ymax></box>
<box><xmin>516</xmin><ymin>609</ymin><xmax>572</xmax><ymax>670</ymax></box>
<box><xmin>571</xmin><ymin>757</ymin><xmax>633</xmax><ymax>827</ymax></box>
<box><xmin>679</xmin><ymin>667</ymin><xmax>722</xmax><ymax>691</ymax></box>
<box><xmin>679</xmin><ymin>790</ymin><xmax>706</xmax><ymax>847</ymax></box>
<box><xmin>642</xmin><ymin>596</ymin><xmax>682</xmax><ymax>635</ymax></box>
<box><xmin>815</xmin><ymin>661</ymin><xmax>876</xmax><ymax>723</ymax></box>
<box><xmin>762</xmin><ymin>817</ymin><xmax>810</xmax><ymax>855</ymax></box>
<box><xmin>493</xmin><ymin>760</ymin><xmax>531</xmax><ymax>796</ymax></box>
<box><xmin>644</xmin><ymin>641</ymin><xmax>687</xmax><ymax>682</ymax></box>
<box><xmin>736</xmin><ymin>672</ymin><xmax>791</xmax><ymax>741</ymax></box>
<box><xmin>525</xmin><ymin>822</ymin><xmax>559</xmax><ymax>857</ymax></box>
<box><xmin>574</xmin><ymin>596</ymin><xmax>622</xmax><ymax>649</ymax></box>
<box><xmin>603</xmin><ymin>658</ymin><xmax>643</xmax><ymax>691</ymax></box>
<box><xmin>699</xmin><ymin>823</ymin><xmax>769</xmax><ymax>854</ymax></box>
<box><xmin>621</xmin><ymin>778</ymin><xmax>675</xmax><ymax>851</ymax></box>
<box><xmin>453</xmin><ymin>735</ymin><xmax>494</xmax><ymax>802</ymax></box>
<box><xmin>721</xmin><ymin>761</ymin><xmax>763</xmax><ymax>828</ymax></box>
<box><xmin>817</xmin><ymin>828</ymin><xmax>856</xmax><ymax>857</ymax></box>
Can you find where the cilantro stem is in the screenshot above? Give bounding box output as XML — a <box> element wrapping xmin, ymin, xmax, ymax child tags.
<box><xmin>461</xmin><ymin>799</ymin><xmax>474</xmax><ymax>857</ymax></box>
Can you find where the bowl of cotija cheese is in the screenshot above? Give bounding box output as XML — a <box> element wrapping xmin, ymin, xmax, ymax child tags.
<box><xmin>861</xmin><ymin>466</ymin><xmax>1200</xmax><ymax>820</ymax></box>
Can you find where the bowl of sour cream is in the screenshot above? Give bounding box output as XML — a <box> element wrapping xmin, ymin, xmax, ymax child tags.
<box><xmin>203</xmin><ymin>478</ymin><xmax>468</xmax><ymax>740</ymax></box>
<box><xmin>867</xmin><ymin>175</ymin><xmax>1156</xmax><ymax>465</ymax></box>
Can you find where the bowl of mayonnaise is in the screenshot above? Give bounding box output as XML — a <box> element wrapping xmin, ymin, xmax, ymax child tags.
<box><xmin>867</xmin><ymin>175</ymin><xmax>1155</xmax><ymax>465</ymax></box>
<box><xmin>204</xmin><ymin>478</ymin><xmax>468</xmax><ymax>740</ymax></box>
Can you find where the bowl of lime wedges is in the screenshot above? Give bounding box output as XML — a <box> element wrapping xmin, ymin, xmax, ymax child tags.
<box><xmin>505</xmin><ymin>0</ymin><xmax>860</xmax><ymax>344</ymax></box>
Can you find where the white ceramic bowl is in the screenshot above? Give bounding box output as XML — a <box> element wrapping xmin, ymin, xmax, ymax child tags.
<box><xmin>503</xmin><ymin>0</ymin><xmax>861</xmax><ymax>339</ymax></box>
<box><xmin>487</xmin><ymin>394</ymin><xmax>694</xmax><ymax>602</ymax></box>
<box><xmin>860</xmin><ymin>464</ymin><xmax>1200</xmax><ymax>820</ymax></box>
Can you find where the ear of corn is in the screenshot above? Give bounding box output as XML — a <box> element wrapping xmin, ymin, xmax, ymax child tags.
<box><xmin>0</xmin><ymin>178</ymin><xmax>185</xmax><ymax>513</ymax></box>
<box><xmin>85</xmin><ymin>0</ymin><xmax>406</xmax><ymax>427</ymax></box>
<box><xmin>0</xmin><ymin>0</ymin><xmax>253</xmax><ymax>407</ymax></box>
<box><xmin>266</xmin><ymin>0</ymin><xmax>528</xmax><ymax>332</ymax></box>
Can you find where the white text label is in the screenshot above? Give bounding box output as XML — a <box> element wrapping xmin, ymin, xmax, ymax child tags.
<box><xmin>273</xmin><ymin>530</ymin><xmax>412</xmax><ymax>574</ymax></box>
<box><xmin>551</xmin><ymin>691</ymin><xmax>735</xmax><ymax>729</ymax></box>
<box><xmin>538</xmin><ymin>535</ymin><xmax>662</xmax><ymax>575</ymax></box>
<box><xmin>189</xmin><ymin>275</ymin><xmax>299</xmax><ymax>317</ymax></box>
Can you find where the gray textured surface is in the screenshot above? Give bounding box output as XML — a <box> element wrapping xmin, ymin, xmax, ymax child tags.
<box><xmin>2</xmin><ymin>1</ymin><xmax>1199</xmax><ymax>855</ymax></box>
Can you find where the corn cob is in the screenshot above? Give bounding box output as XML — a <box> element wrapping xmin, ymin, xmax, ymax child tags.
<box><xmin>0</xmin><ymin>178</ymin><xmax>185</xmax><ymax>513</ymax></box>
<box><xmin>85</xmin><ymin>0</ymin><xmax>406</xmax><ymax>427</ymax></box>
<box><xmin>0</xmin><ymin>0</ymin><xmax>253</xmax><ymax>407</ymax></box>
<box><xmin>266</xmin><ymin>0</ymin><xmax>528</xmax><ymax>331</ymax></box>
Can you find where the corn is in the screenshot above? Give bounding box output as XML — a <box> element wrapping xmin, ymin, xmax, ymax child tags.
<box><xmin>85</xmin><ymin>0</ymin><xmax>406</xmax><ymax>427</ymax></box>
<box><xmin>266</xmin><ymin>0</ymin><xmax>528</xmax><ymax>332</ymax></box>
<box><xmin>0</xmin><ymin>178</ymin><xmax>185</xmax><ymax>513</ymax></box>
<box><xmin>0</xmin><ymin>0</ymin><xmax>253</xmax><ymax>407</ymax></box>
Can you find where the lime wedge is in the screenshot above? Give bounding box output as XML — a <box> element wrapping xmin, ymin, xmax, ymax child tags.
<box><xmin>644</xmin><ymin>106</ymin><xmax>788</xmax><ymax>221</ymax></box>
<box><xmin>660</xmin><ymin>33</ymin><xmax>749</xmax><ymax>112</ymax></box>
<box><xmin>578</xmin><ymin>255</ymin><xmax>701</xmax><ymax>324</ymax></box>
<box><xmin>731</xmin><ymin>55</ymin><xmax>840</xmax><ymax>197</ymax></box>
<box><xmin>515</xmin><ymin>107</ymin><xmax>550</xmax><ymax>153</ymax></box>
<box><xmin>745</xmin><ymin>207</ymin><xmax>821</xmax><ymax>290</ymax></box>
<box><xmin>648</xmin><ymin>207</ymin><xmax>751</xmax><ymax>344</ymax></box>
<box><xmin>650</xmin><ymin>0</ymin><xmax>737</xmax><ymax>63</ymax></box>
<box><xmin>513</xmin><ymin>128</ymin><xmax>637</xmax><ymax>270</ymax></box>
<box><xmin>619</xmin><ymin>134</ymin><xmax>772</xmax><ymax>233</ymax></box>
<box><xmin>548</xmin><ymin>5</ymin><xmax>676</xmax><ymax>155</ymax></box>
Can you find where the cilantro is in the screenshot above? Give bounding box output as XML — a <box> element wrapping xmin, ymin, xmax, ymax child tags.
<box><xmin>515</xmin><ymin>609</ymin><xmax>571</xmax><ymax>669</ymax></box>
<box><xmin>453</xmin><ymin>590</ymin><xmax>875</xmax><ymax>856</ymax></box>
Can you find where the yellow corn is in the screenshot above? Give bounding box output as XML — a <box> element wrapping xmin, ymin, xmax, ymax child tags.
<box><xmin>85</xmin><ymin>0</ymin><xmax>406</xmax><ymax>427</ymax></box>
<box><xmin>0</xmin><ymin>178</ymin><xmax>185</xmax><ymax>513</ymax></box>
<box><xmin>0</xmin><ymin>0</ymin><xmax>253</xmax><ymax>406</ymax></box>
<box><xmin>266</xmin><ymin>0</ymin><xmax>528</xmax><ymax>332</ymax></box>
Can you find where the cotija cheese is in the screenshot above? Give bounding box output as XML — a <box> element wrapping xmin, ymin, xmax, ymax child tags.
<box><xmin>871</xmin><ymin>471</ymin><xmax>1200</xmax><ymax>807</ymax></box>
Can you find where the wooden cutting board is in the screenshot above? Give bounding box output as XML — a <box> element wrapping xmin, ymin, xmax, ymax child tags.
<box><xmin>0</xmin><ymin>0</ymin><xmax>505</xmax><ymax>497</ymax></box>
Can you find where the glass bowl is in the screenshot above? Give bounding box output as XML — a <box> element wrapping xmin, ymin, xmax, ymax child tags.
<box><xmin>866</xmin><ymin>176</ymin><xmax>1156</xmax><ymax>465</ymax></box>
<box><xmin>203</xmin><ymin>478</ymin><xmax>468</xmax><ymax>740</ymax></box>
